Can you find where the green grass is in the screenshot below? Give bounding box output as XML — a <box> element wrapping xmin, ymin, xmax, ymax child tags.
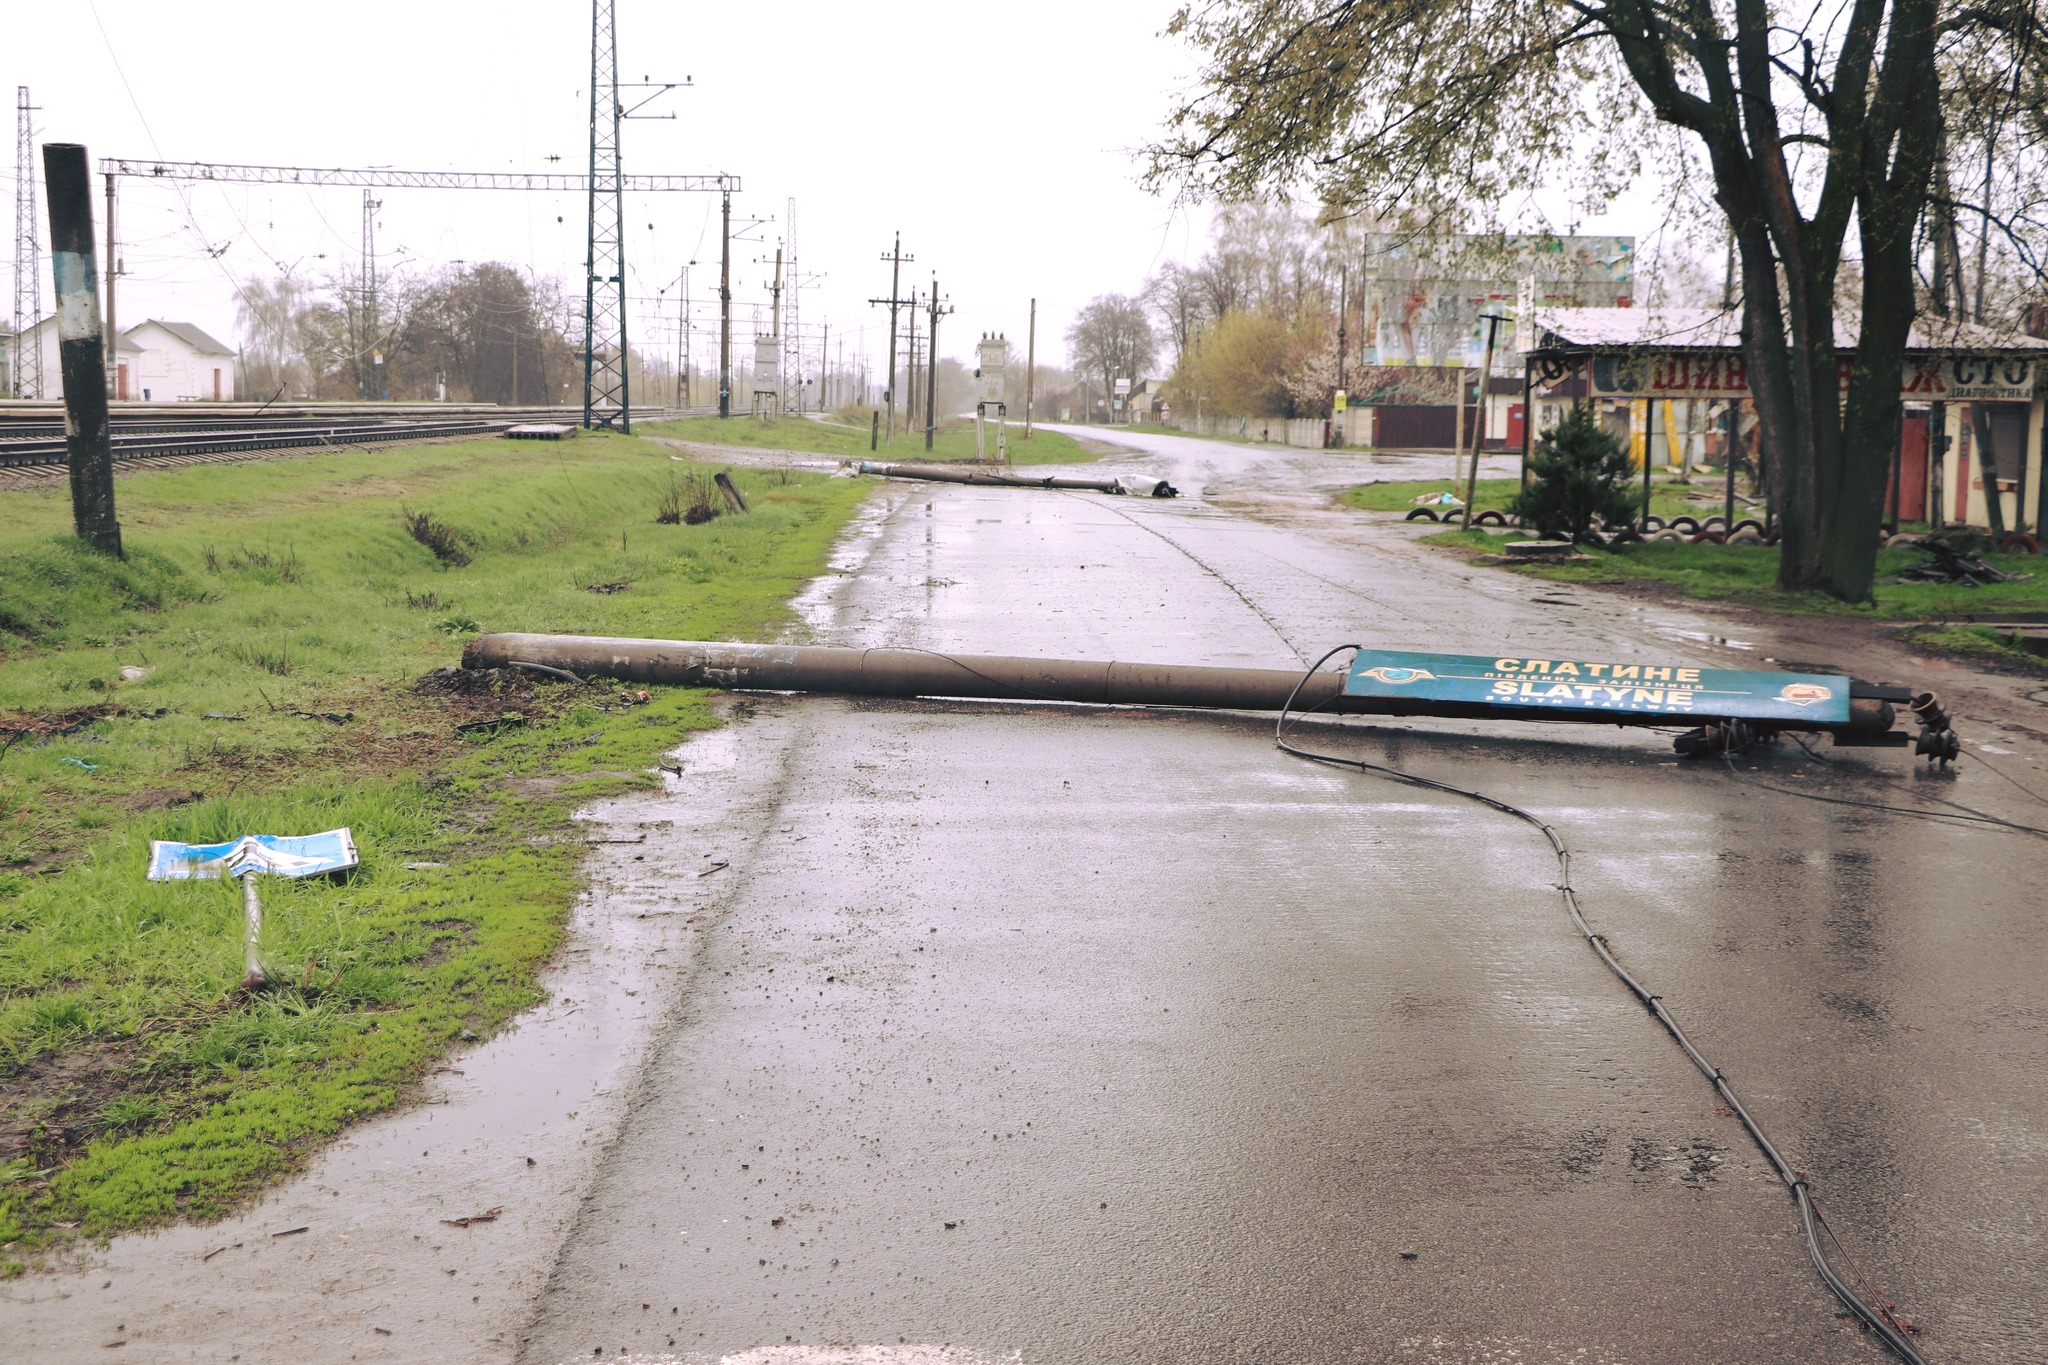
<box><xmin>643</xmin><ymin>413</ymin><xmax>1097</xmax><ymax>466</ymax></box>
<box><xmin>1343</xmin><ymin>476</ymin><xmax>1724</xmax><ymax>522</ymax></box>
<box><xmin>0</xmin><ymin>434</ymin><xmax>868</xmax><ymax>1263</ymax></box>
<box><xmin>1896</xmin><ymin>623</ymin><xmax>2048</xmax><ymax>671</ymax></box>
<box><xmin>1424</xmin><ymin>527</ymin><xmax>2048</xmax><ymax>622</ymax></box>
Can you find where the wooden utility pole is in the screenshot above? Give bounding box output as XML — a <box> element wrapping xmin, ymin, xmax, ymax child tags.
<box><xmin>1023</xmin><ymin>297</ymin><xmax>1036</xmax><ymax>440</ymax></box>
<box><xmin>1460</xmin><ymin>313</ymin><xmax>1504</xmax><ymax>531</ymax></box>
<box><xmin>868</xmin><ymin>232</ymin><xmax>914</xmax><ymax>441</ymax></box>
<box><xmin>44</xmin><ymin>143</ymin><xmax>120</xmax><ymax>556</ymax></box>
<box><xmin>103</xmin><ymin>172</ymin><xmax>118</xmax><ymax>395</ymax></box>
<box><xmin>924</xmin><ymin>278</ymin><xmax>951</xmax><ymax>452</ymax></box>
<box><xmin>905</xmin><ymin>289</ymin><xmax>921</xmax><ymax>430</ymax></box>
<box><xmin>718</xmin><ymin>188</ymin><xmax>732</xmax><ymax>417</ymax></box>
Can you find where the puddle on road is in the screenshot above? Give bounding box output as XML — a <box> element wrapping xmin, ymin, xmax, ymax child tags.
<box><xmin>595</xmin><ymin>1349</ymin><xmax>1019</xmax><ymax>1365</ymax></box>
<box><xmin>1653</xmin><ymin>624</ymin><xmax>1756</xmax><ymax>651</ymax></box>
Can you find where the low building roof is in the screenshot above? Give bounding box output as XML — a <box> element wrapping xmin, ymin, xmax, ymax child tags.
<box><xmin>7</xmin><ymin>315</ymin><xmax>142</xmax><ymax>350</ymax></box>
<box><xmin>1530</xmin><ymin>305</ymin><xmax>2048</xmax><ymax>355</ymax></box>
<box><xmin>127</xmin><ymin>319</ymin><xmax>236</xmax><ymax>355</ymax></box>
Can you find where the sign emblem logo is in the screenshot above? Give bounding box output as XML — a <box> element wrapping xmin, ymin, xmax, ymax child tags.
<box><xmin>1358</xmin><ymin>666</ymin><xmax>1437</xmax><ymax>686</ymax></box>
<box><xmin>1776</xmin><ymin>682</ymin><xmax>1835</xmax><ymax>706</ymax></box>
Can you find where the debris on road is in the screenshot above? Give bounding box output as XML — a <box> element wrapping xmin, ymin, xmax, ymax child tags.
<box><xmin>1895</xmin><ymin>535</ymin><xmax>2032</xmax><ymax>586</ymax></box>
<box><xmin>462</xmin><ymin>634</ymin><xmax>1917</xmax><ymax>757</ymax></box>
<box><xmin>439</xmin><ymin>1207</ymin><xmax>502</xmax><ymax>1228</ymax></box>
<box><xmin>857</xmin><ymin>461</ymin><xmax>1176</xmax><ymax>497</ymax></box>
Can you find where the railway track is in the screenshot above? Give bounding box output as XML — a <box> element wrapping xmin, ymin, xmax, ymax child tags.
<box><xmin>0</xmin><ymin>418</ymin><xmax>517</xmax><ymax>469</ymax></box>
<box><xmin>0</xmin><ymin>404</ymin><xmax>706</xmax><ymax>476</ymax></box>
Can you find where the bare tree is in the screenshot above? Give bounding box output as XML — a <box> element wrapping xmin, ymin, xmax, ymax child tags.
<box><xmin>1067</xmin><ymin>295</ymin><xmax>1159</xmax><ymax>422</ymax></box>
<box><xmin>1145</xmin><ymin>262</ymin><xmax>1206</xmax><ymax>361</ymax></box>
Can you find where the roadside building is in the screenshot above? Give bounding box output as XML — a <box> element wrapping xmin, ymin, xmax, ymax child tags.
<box><xmin>123</xmin><ymin>319</ymin><xmax>237</xmax><ymax>402</ymax></box>
<box><xmin>1330</xmin><ymin>234</ymin><xmax>1637</xmax><ymax>452</ymax></box>
<box><xmin>1524</xmin><ymin>306</ymin><xmax>2048</xmax><ymax>532</ymax></box>
<box><xmin>4</xmin><ymin>315</ymin><xmax>149</xmax><ymax>400</ymax></box>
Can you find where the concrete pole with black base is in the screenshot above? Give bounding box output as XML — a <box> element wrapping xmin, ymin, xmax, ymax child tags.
<box><xmin>43</xmin><ymin>142</ymin><xmax>120</xmax><ymax>558</ymax></box>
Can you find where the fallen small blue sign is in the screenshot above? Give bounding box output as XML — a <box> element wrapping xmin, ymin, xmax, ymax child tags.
<box><xmin>147</xmin><ymin>828</ymin><xmax>360</xmax><ymax>881</ymax></box>
<box><xmin>1343</xmin><ymin>649</ymin><xmax>1850</xmax><ymax>724</ymax></box>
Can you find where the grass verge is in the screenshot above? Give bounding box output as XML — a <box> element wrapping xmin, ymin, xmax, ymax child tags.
<box><xmin>1423</xmin><ymin>526</ymin><xmax>2048</xmax><ymax>625</ymax></box>
<box><xmin>1895</xmin><ymin>624</ymin><xmax>2048</xmax><ymax>672</ymax></box>
<box><xmin>643</xmin><ymin>413</ymin><xmax>1097</xmax><ymax>466</ymax></box>
<box><xmin>0</xmin><ymin>434</ymin><xmax>867</xmax><ymax>1267</ymax></box>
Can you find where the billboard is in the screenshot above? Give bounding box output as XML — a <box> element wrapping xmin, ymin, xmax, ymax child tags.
<box><xmin>1343</xmin><ymin>649</ymin><xmax>1850</xmax><ymax>724</ymax></box>
<box><xmin>1582</xmin><ymin>351</ymin><xmax>2040</xmax><ymax>401</ymax></box>
<box><xmin>1362</xmin><ymin>235</ymin><xmax>1634</xmax><ymax>367</ymax></box>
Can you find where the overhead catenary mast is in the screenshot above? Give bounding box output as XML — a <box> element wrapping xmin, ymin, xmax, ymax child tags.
<box><xmin>582</xmin><ymin>0</ymin><xmax>628</xmax><ymax>430</ymax></box>
<box><xmin>12</xmin><ymin>86</ymin><xmax>44</xmax><ymax>399</ymax></box>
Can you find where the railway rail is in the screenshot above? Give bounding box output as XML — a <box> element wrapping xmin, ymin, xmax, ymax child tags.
<box><xmin>0</xmin><ymin>418</ymin><xmax>517</xmax><ymax>469</ymax></box>
<box><xmin>0</xmin><ymin>404</ymin><xmax>706</xmax><ymax>470</ymax></box>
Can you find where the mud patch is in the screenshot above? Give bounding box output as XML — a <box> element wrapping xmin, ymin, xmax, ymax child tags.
<box><xmin>125</xmin><ymin>787</ymin><xmax>207</xmax><ymax>812</ymax></box>
<box><xmin>0</xmin><ymin>1036</ymin><xmax>181</xmax><ymax>1168</ymax></box>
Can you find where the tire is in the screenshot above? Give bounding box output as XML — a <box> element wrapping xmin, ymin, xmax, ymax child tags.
<box><xmin>1641</xmin><ymin>515</ymin><xmax>1666</xmax><ymax>532</ymax></box>
<box><xmin>1690</xmin><ymin>530</ymin><xmax>1726</xmax><ymax>544</ymax></box>
<box><xmin>1762</xmin><ymin>530</ymin><xmax>1781</xmax><ymax>546</ymax></box>
<box><xmin>1405</xmin><ymin>507</ymin><xmax>1440</xmax><ymax>522</ymax></box>
<box><xmin>1650</xmin><ymin>528</ymin><xmax>1688</xmax><ymax>543</ymax></box>
<box><xmin>1667</xmin><ymin>516</ymin><xmax>1700</xmax><ymax>534</ymax></box>
<box><xmin>1733</xmin><ymin>518</ymin><xmax>1765</xmax><ymax>534</ymax></box>
<box><xmin>2000</xmin><ymin>533</ymin><xmax>2042</xmax><ymax>554</ymax></box>
<box><xmin>1474</xmin><ymin>509</ymin><xmax>1507</xmax><ymax>527</ymax></box>
<box><xmin>1700</xmin><ymin>516</ymin><xmax>1728</xmax><ymax>532</ymax></box>
<box><xmin>1609</xmin><ymin>529</ymin><xmax>1646</xmax><ymax>545</ymax></box>
<box><xmin>1726</xmin><ymin>527</ymin><xmax>1764</xmax><ymax>545</ymax></box>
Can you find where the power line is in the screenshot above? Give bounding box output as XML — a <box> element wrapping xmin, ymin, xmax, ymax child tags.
<box><xmin>99</xmin><ymin>158</ymin><xmax>736</xmax><ymax>194</ymax></box>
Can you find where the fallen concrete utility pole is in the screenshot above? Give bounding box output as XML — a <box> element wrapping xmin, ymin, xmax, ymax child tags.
<box><xmin>857</xmin><ymin>461</ymin><xmax>1177</xmax><ymax>498</ymax></box>
<box><xmin>465</xmin><ymin>634</ymin><xmax>1918</xmax><ymax>753</ymax></box>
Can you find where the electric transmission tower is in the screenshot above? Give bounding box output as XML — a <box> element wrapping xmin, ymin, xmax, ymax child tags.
<box><xmin>12</xmin><ymin>86</ymin><xmax>44</xmax><ymax>400</ymax></box>
<box><xmin>583</xmin><ymin>1</ymin><xmax>627</xmax><ymax>430</ymax></box>
<box><xmin>582</xmin><ymin>0</ymin><xmax>684</xmax><ymax>432</ymax></box>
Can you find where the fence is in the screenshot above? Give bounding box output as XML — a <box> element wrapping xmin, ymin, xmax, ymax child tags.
<box><xmin>1168</xmin><ymin>412</ymin><xmax>1330</xmax><ymax>449</ymax></box>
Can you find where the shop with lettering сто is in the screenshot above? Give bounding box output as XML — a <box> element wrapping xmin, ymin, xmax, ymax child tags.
<box><xmin>1519</xmin><ymin>306</ymin><xmax>2048</xmax><ymax>533</ymax></box>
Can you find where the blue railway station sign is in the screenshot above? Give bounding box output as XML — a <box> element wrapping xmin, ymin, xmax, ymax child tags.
<box><xmin>1343</xmin><ymin>649</ymin><xmax>1851</xmax><ymax>725</ymax></box>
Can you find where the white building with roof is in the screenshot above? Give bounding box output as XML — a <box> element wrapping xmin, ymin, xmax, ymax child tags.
<box><xmin>123</xmin><ymin>319</ymin><xmax>237</xmax><ymax>402</ymax></box>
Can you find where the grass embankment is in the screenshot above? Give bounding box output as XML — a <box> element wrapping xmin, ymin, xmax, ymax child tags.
<box><xmin>643</xmin><ymin>413</ymin><xmax>1096</xmax><ymax>466</ymax></box>
<box><xmin>1343</xmin><ymin>476</ymin><xmax>1722</xmax><ymax>523</ymax></box>
<box><xmin>0</xmin><ymin>435</ymin><xmax>868</xmax><ymax>1266</ymax></box>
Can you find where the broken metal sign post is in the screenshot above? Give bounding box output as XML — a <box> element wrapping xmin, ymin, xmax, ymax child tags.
<box><xmin>147</xmin><ymin>829</ymin><xmax>359</xmax><ymax>991</ymax></box>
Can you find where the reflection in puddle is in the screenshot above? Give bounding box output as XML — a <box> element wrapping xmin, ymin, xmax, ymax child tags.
<box><xmin>1654</xmin><ymin>625</ymin><xmax>1755</xmax><ymax>651</ymax></box>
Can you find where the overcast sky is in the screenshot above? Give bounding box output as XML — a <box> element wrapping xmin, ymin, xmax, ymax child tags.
<box><xmin>7</xmin><ymin>1</ymin><xmax>1649</xmax><ymax>378</ymax></box>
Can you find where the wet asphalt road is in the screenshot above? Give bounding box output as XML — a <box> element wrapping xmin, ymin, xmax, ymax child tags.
<box><xmin>514</xmin><ymin>429</ymin><xmax>2048</xmax><ymax>1364</ymax></box>
<box><xmin>10</xmin><ymin>428</ymin><xmax>2043</xmax><ymax>1364</ymax></box>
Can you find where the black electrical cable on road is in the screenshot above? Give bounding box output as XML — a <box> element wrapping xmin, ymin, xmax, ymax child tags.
<box><xmin>1276</xmin><ymin>645</ymin><xmax>1931</xmax><ymax>1365</ymax></box>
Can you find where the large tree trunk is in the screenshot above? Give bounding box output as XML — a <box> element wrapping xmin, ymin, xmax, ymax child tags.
<box><xmin>1818</xmin><ymin>196</ymin><xmax>1926</xmax><ymax>600</ymax></box>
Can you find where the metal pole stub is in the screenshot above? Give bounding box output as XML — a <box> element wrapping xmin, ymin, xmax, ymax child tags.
<box><xmin>42</xmin><ymin>142</ymin><xmax>121</xmax><ymax>557</ymax></box>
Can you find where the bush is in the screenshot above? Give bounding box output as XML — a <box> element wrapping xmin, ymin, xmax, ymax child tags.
<box><xmin>1509</xmin><ymin>403</ymin><xmax>1638</xmax><ymax>541</ymax></box>
<box><xmin>401</xmin><ymin>509</ymin><xmax>472</xmax><ymax>567</ymax></box>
